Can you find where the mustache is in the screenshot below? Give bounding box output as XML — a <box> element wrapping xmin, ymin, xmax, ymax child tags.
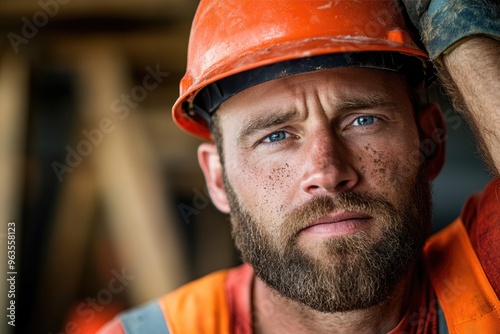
<box><xmin>281</xmin><ymin>192</ymin><xmax>397</xmax><ymax>238</ymax></box>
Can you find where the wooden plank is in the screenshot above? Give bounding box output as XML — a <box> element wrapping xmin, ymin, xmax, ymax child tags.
<box><xmin>75</xmin><ymin>44</ymin><xmax>188</xmax><ymax>304</ymax></box>
<box><xmin>31</xmin><ymin>158</ymin><xmax>98</xmax><ymax>333</ymax></box>
<box><xmin>46</xmin><ymin>23</ymin><xmax>191</xmax><ymax>73</ymax></box>
<box><xmin>0</xmin><ymin>50</ymin><xmax>29</xmax><ymax>334</ymax></box>
<box><xmin>0</xmin><ymin>0</ymin><xmax>194</xmax><ymax>20</ymax></box>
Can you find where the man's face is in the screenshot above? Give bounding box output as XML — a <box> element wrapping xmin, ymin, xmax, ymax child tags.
<box><xmin>203</xmin><ymin>68</ymin><xmax>437</xmax><ymax>313</ymax></box>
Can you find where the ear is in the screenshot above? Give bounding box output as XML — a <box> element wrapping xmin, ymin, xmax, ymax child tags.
<box><xmin>417</xmin><ymin>103</ymin><xmax>446</xmax><ymax>180</ymax></box>
<box><xmin>197</xmin><ymin>143</ymin><xmax>230</xmax><ymax>213</ymax></box>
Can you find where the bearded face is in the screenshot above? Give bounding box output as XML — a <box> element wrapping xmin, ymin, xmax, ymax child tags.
<box><xmin>201</xmin><ymin>68</ymin><xmax>440</xmax><ymax>314</ymax></box>
<box><xmin>225</xmin><ymin>166</ymin><xmax>432</xmax><ymax>313</ymax></box>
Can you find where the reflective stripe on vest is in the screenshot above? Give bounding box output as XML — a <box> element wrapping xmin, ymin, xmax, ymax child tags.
<box><xmin>437</xmin><ymin>301</ymin><xmax>449</xmax><ymax>334</ymax></box>
<box><xmin>119</xmin><ymin>300</ymin><xmax>170</xmax><ymax>334</ymax></box>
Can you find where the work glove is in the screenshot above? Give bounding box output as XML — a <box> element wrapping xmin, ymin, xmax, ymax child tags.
<box><xmin>399</xmin><ymin>0</ymin><xmax>500</xmax><ymax>60</ymax></box>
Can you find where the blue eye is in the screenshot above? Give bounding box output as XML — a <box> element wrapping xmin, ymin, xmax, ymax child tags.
<box><xmin>352</xmin><ymin>115</ymin><xmax>376</xmax><ymax>126</ymax></box>
<box><xmin>263</xmin><ymin>131</ymin><xmax>288</xmax><ymax>143</ymax></box>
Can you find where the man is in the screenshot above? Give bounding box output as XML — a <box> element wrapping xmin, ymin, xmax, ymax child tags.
<box><xmin>100</xmin><ymin>0</ymin><xmax>500</xmax><ymax>333</ymax></box>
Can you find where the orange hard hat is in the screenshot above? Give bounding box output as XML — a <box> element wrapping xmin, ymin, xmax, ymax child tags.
<box><xmin>173</xmin><ymin>0</ymin><xmax>430</xmax><ymax>140</ymax></box>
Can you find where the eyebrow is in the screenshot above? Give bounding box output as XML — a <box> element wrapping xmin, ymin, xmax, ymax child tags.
<box><xmin>238</xmin><ymin>109</ymin><xmax>301</xmax><ymax>145</ymax></box>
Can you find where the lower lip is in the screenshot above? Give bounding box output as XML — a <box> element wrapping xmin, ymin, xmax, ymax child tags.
<box><xmin>301</xmin><ymin>218</ymin><xmax>372</xmax><ymax>237</ymax></box>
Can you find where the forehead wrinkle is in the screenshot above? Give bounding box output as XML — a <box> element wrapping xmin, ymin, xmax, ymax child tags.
<box><xmin>331</xmin><ymin>92</ymin><xmax>403</xmax><ymax>113</ymax></box>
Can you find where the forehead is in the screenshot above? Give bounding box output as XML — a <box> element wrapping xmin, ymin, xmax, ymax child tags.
<box><xmin>216</xmin><ymin>68</ymin><xmax>410</xmax><ymax>120</ymax></box>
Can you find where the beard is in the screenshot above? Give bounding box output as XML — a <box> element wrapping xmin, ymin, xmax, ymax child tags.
<box><xmin>223</xmin><ymin>166</ymin><xmax>432</xmax><ymax>313</ymax></box>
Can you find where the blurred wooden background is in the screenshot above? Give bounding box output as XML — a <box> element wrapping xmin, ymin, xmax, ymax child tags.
<box><xmin>0</xmin><ymin>1</ymin><xmax>238</xmax><ymax>333</ymax></box>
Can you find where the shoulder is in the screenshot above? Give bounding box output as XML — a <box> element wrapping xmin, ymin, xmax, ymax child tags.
<box><xmin>460</xmin><ymin>177</ymin><xmax>500</xmax><ymax>294</ymax></box>
<box><xmin>98</xmin><ymin>268</ymin><xmax>237</xmax><ymax>334</ymax></box>
<box><xmin>160</xmin><ymin>268</ymin><xmax>231</xmax><ymax>313</ymax></box>
<box><xmin>423</xmin><ymin>190</ymin><xmax>500</xmax><ymax>333</ymax></box>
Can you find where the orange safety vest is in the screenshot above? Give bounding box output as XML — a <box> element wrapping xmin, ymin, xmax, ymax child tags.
<box><xmin>160</xmin><ymin>269</ymin><xmax>231</xmax><ymax>333</ymax></box>
<box><xmin>424</xmin><ymin>219</ymin><xmax>500</xmax><ymax>333</ymax></box>
<box><xmin>111</xmin><ymin>219</ymin><xmax>500</xmax><ymax>333</ymax></box>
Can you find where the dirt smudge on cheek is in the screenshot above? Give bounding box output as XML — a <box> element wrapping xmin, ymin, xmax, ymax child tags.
<box><xmin>268</xmin><ymin>163</ymin><xmax>293</xmax><ymax>188</ymax></box>
<box><xmin>260</xmin><ymin>162</ymin><xmax>296</xmax><ymax>215</ymax></box>
<box><xmin>362</xmin><ymin>143</ymin><xmax>403</xmax><ymax>198</ymax></box>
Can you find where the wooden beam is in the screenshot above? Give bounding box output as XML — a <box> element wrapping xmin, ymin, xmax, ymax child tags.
<box><xmin>75</xmin><ymin>44</ymin><xmax>188</xmax><ymax>304</ymax></box>
<box><xmin>0</xmin><ymin>50</ymin><xmax>29</xmax><ymax>334</ymax></box>
<box><xmin>31</xmin><ymin>159</ymin><xmax>99</xmax><ymax>333</ymax></box>
<box><xmin>46</xmin><ymin>23</ymin><xmax>191</xmax><ymax>73</ymax></box>
<box><xmin>0</xmin><ymin>0</ymin><xmax>194</xmax><ymax>21</ymax></box>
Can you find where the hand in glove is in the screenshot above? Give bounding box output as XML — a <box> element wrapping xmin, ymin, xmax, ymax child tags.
<box><xmin>399</xmin><ymin>0</ymin><xmax>500</xmax><ymax>60</ymax></box>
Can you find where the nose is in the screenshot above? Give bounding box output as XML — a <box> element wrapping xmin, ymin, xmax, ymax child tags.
<box><xmin>300</xmin><ymin>129</ymin><xmax>359</xmax><ymax>195</ymax></box>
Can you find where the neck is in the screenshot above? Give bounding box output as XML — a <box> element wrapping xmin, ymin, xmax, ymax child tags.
<box><xmin>252</xmin><ymin>270</ymin><xmax>413</xmax><ymax>334</ymax></box>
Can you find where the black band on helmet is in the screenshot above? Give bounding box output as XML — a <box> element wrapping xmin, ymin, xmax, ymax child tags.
<box><xmin>185</xmin><ymin>51</ymin><xmax>428</xmax><ymax>125</ymax></box>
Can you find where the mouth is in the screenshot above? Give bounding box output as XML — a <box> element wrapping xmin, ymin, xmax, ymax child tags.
<box><xmin>300</xmin><ymin>211</ymin><xmax>373</xmax><ymax>237</ymax></box>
